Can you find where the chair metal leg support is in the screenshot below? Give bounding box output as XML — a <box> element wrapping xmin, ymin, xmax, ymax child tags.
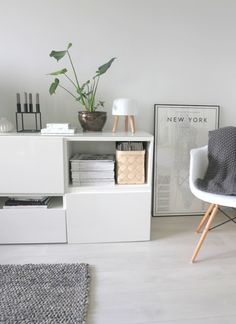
<box><xmin>196</xmin><ymin>203</ymin><xmax>215</xmax><ymax>233</ymax></box>
<box><xmin>191</xmin><ymin>204</ymin><xmax>219</xmax><ymax>263</ymax></box>
<box><xmin>209</xmin><ymin>217</ymin><xmax>236</xmax><ymax>230</ymax></box>
<box><xmin>209</xmin><ymin>207</ymin><xmax>236</xmax><ymax>230</ymax></box>
<box><xmin>219</xmin><ymin>207</ymin><xmax>236</xmax><ymax>224</ymax></box>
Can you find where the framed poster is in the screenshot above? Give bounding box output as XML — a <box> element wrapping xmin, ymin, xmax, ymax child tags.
<box><xmin>153</xmin><ymin>104</ymin><xmax>220</xmax><ymax>216</ymax></box>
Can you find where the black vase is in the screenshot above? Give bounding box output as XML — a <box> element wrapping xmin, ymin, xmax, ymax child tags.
<box><xmin>78</xmin><ymin>111</ymin><xmax>107</xmax><ymax>131</ymax></box>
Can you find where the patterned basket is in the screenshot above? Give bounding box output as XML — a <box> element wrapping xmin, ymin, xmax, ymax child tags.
<box><xmin>116</xmin><ymin>150</ymin><xmax>145</xmax><ymax>184</ymax></box>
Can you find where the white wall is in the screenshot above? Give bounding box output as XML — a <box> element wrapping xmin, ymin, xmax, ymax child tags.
<box><xmin>0</xmin><ymin>0</ymin><xmax>236</xmax><ymax>132</ymax></box>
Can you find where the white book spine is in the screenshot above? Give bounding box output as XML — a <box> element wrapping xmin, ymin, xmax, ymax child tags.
<box><xmin>46</xmin><ymin>123</ymin><xmax>70</xmax><ymax>129</ymax></box>
<box><xmin>41</xmin><ymin>128</ymin><xmax>75</xmax><ymax>134</ymax></box>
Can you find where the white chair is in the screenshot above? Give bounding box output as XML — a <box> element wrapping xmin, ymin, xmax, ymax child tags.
<box><xmin>189</xmin><ymin>145</ymin><xmax>236</xmax><ymax>262</ymax></box>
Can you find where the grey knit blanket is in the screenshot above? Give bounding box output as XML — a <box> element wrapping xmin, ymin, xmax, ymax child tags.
<box><xmin>196</xmin><ymin>126</ymin><xmax>236</xmax><ymax>195</ymax></box>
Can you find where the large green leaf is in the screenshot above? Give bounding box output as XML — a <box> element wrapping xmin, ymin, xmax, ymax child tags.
<box><xmin>96</xmin><ymin>57</ymin><xmax>116</xmax><ymax>76</ymax></box>
<box><xmin>49</xmin><ymin>43</ymin><xmax>72</xmax><ymax>61</ymax></box>
<box><xmin>48</xmin><ymin>68</ymin><xmax>68</xmax><ymax>76</ymax></box>
<box><xmin>49</xmin><ymin>50</ymin><xmax>67</xmax><ymax>61</ymax></box>
<box><xmin>49</xmin><ymin>78</ymin><xmax>59</xmax><ymax>95</ymax></box>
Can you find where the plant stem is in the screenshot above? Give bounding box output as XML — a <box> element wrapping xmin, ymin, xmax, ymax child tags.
<box><xmin>58</xmin><ymin>84</ymin><xmax>77</xmax><ymax>99</ymax></box>
<box><xmin>91</xmin><ymin>76</ymin><xmax>100</xmax><ymax>111</ymax></box>
<box><xmin>64</xmin><ymin>74</ymin><xmax>77</xmax><ymax>89</ymax></box>
<box><xmin>87</xmin><ymin>80</ymin><xmax>94</xmax><ymax>112</ymax></box>
<box><xmin>67</xmin><ymin>49</ymin><xmax>87</xmax><ymax>108</ymax></box>
<box><xmin>85</xmin><ymin>83</ymin><xmax>91</xmax><ymax>111</ymax></box>
<box><xmin>67</xmin><ymin>50</ymin><xmax>80</xmax><ymax>88</ymax></box>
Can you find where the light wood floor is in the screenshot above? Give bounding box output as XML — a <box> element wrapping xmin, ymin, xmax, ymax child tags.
<box><xmin>1</xmin><ymin>212</ymin><xmax>236</xmax><ymax>323</ymax></box>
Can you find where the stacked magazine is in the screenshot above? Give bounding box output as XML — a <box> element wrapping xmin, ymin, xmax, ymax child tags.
<box><xmin>3</xmin><ymin>196</ymin><xmax>51</xmax><ymax>209</ymax></box>
<box><xmin>70</xmin><ymin>153</ymin><xmax>115</xmax><ymax>186</ymax></box>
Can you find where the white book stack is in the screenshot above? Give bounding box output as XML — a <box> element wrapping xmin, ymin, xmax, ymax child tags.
<box><xmin>70</xmin><ymin>153</ymin><xmax>115</xmax><ymax>186</ymax></box>
<box><xmin>41</xmin><ymin>123</ymin><xmax>75</xmax><ymax>134</ymax></box>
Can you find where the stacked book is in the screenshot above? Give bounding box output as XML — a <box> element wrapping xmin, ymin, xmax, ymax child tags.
<box><xmin>3</xmin><ymin>196</ymin><xmax>51</xmax><ymax>209</ymax></box>
<box><xmin>41</xmin><ymin>123</ymin><xmax>75</xmax><ymax>134</ymax></box>
<box><xmin>70</xmin><ymin>153</ymin><xmax>115</xmax><ymax>186</ymax></box>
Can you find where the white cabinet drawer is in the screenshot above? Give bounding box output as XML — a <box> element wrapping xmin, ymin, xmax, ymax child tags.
<box><xmin>66</xmin><ymin>191</ymin><xmax>151</xmax><ymax>243</ymax></box>
<box><xmin>0</xmin><ymin>209</ymin><xmax>67</xmax><ymax>244</ymax></box>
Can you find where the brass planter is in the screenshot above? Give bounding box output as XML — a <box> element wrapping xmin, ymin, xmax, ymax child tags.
<box><xmin>78</xmin><ymin>111</ymin><xmax>107</xmax><ymax>131</ymax></box>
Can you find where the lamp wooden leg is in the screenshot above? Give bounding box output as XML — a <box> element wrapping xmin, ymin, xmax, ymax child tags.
<box><xmin>191</xmin><ymin>204</ymin><xmax>219</xmax><ymax>263</ymax></box>
<box><xmin>125</xmin><ymin>116</ymin><xmax>129</xmax><ymax>132</ymax></box>
<box><xmin>130</xmin><ymin>115</ymin><xmax>136</xmax><ymax>133</ymax></box>
<box><xmin>196</xmin><ymin>203</ymin><xmax>215</xmax><ymax>233</ymax></box>
<box><xmin>112</xmin><ymin>116</ymin><xmax>119</xmax><ymax>133</ymax></box>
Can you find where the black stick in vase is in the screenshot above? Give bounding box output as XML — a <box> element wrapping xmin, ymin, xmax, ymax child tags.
<box><xmin>36</xmin><ymin>93</ymin><xmax>40</xmax><ymax>112</ymax></box>
<box><xmin>16</xmin><ymin>93</ymin><xmax>21</xmax><ymax>112</ymax></box>
<box><xmin>29</xmin><ymin>93</ymin><xmax>33</xmax><ymax>112</ymax></box>
<box><xmin>24</xmin><ymin>92</ymin><xmax>28</xmax><ymax>112</ymax></box>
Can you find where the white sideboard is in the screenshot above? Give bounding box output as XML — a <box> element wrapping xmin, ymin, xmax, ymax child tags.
<box><xmin>0</xmin><ymin>132</ymin><xmax>153</xmax><ymax>244</ymax></box>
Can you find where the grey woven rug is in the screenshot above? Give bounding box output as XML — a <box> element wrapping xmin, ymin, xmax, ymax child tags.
<box><xmin>0</xmin><ymin>263</ymin><xmax>90</xmax><ymax>324</ymax></box>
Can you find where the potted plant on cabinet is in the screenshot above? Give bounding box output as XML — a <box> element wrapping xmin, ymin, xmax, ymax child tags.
<box><xmin>48</xmin><ymin>43</ymin><xmax>116</xmax><ymax>131</ymax></box>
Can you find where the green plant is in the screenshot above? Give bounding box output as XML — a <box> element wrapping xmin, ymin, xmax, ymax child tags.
<box><xmin>48</xmin><ymin>43</ymin><xmax>115</xmax><ymax>112</ymax></box>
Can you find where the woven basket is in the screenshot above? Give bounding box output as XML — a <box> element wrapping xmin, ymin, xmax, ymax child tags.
<box><xmin>116</xmin><ymin>150</ymin><xmax>145</xmax><ymax>184</ymax></box>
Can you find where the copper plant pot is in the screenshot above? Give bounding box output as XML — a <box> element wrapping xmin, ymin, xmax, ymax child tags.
<box><xmin>78</xmin><ymin>111</ymin><xmax>107</xmax><ymax>131</ymax></box>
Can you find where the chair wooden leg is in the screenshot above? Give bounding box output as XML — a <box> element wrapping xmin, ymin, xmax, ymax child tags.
<box><xmin>112</xmin><ymin>116</ymin><xmax>119</xmax><ymax>133</ymax></box>
<box><xmin>196</xmin><ymin>203</ymin><xmax>215</xmax><ymax>233</ymax></box>
<box><xmin>191</xmin><ymin>204</ymin><xmax>219</xmax><ymax>263</ymax></box>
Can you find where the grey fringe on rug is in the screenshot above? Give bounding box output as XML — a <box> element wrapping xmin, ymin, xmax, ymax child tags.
<box><xmin>0</xmin><ymin>263</ymin><xmax>90</xmax><ymax>324</ymax></box>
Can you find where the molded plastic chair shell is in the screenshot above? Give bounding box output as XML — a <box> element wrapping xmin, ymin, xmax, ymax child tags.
<box><xmin>189</xmin><ymin>145</ymin><xmax>236</xmax><ymax>262</ymax></box>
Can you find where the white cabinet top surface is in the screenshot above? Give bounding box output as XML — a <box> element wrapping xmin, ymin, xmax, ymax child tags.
<box><xmin>0</xmin><ymin>131</ymin><xmax>153</xmax><ymax>141</ymax></box>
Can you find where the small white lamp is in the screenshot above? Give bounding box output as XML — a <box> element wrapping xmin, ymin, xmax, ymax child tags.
<box><xmin>112</xmin><ymin>98</ymin><xmax>138</xmax><ymax>133</ymax></box>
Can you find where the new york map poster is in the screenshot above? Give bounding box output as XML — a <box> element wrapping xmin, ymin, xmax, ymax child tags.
<box><xmin>153</xmin><ymin>104</ymin><xmax>219</xmax><ymax>216</ymax></box>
